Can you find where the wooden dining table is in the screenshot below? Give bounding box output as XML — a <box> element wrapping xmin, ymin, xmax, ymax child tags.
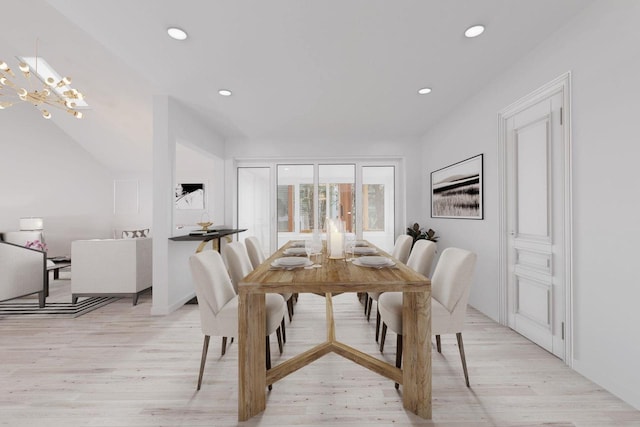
<box><xmin>237</xmin><ymin>240</ymin><xmax>432</xmax><ymax>421</ymax></box>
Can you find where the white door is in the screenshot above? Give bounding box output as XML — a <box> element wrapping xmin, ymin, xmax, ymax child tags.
<box><xmin>503</xmin><ymin>86</ymin><xmax>568</xmax><ymax>359</ymax></box>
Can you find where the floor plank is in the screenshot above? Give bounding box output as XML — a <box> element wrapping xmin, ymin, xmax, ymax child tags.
<box><xmin>0</xmin><ymin>276</ymin><xmax>638</xmax><ymax>426</ymax></box>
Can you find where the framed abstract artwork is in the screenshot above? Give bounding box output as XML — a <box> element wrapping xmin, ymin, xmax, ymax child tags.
<box><xmin>175</xmin><ymin>182</ymin><xmax>206</xmax><ymax>210</ymax></box>
<box><xmin>431</xmin><ymin>154</ymin><xmax>483</xmax><ymax>219</ymax></box>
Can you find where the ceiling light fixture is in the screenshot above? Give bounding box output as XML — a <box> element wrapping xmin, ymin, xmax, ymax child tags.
<box><xmin>464</xmin><ymin>25</ymin><xmax>485</xmax><ymax>38</ymax></box>
<box><xmin>167</xmin><ymin>27</ymin><xmax>188</xmax><ymax>41</ymax></box>
<box><xmin>418</xmin><ymin>87</ymin><xmax>432</xmax><ymax>95</ymax></box>
<box><xmin>0</xmin><ymin>40</ymin><xmax>86</xmax><ymax>119</ymax></box>
<box><xmin>218</xmin><ymin>89</ymin><xmax>232</xmax><ymax>97</ymax></box>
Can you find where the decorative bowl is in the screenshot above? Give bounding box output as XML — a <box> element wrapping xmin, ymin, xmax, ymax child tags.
<box><xmin>197</xmin><ymin>221</ymin><xmax>213</xmax><ymax>231</ymax></box>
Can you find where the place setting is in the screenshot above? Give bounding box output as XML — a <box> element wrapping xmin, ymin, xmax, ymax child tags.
<box><xmin>283</xmin><ymin>247</ymin><xmax>308</xmax><ymax>256</ymax></box>
<box><xmin>270</xmin><ymin>256</ymin><xmax>313</xmax><ymax>270</ymax></box>
<box><xmin>352</xmin><ymin>255</ymin><xmax>397</xmax><ymax>269</ymax></box>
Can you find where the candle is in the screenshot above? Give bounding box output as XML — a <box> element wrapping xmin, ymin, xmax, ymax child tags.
<box><xmin>328</xmin><ymin>218</ymin><xmax>345</xmax><ymax>259</ymax></box>
<box><xmin>330</xmin><ymin>229</ymin><xmax>343</xmax><ymax>258</ymax></box>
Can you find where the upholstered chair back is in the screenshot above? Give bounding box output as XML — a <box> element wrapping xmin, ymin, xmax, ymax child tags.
<box><xmin>189</xmin><ymin>250</ymin><xmax>237</xmax><ymax>336</ymax></box>
<box><xmin>406</xmin><ymin>239</ymin><xmax>437</xmax><ymax>277</ymax></box>
<box><xmin>223</xmin><ymin>242</ymin><xmax>254</xmax><ymax>293</ymax></box>
<box><xmin>391</xmin><ymin>234</ymin><xmax>413</xmax><ymax>264</ymax></box>
<box><xmin>245</xmin><ymin>236</ymin><xmax>266</xmax><ymax>270</ymax></box>
<box><xmin>431</xmin><ymin>248</ymin><xmax>477</xmax><ymax>334</ymax></box>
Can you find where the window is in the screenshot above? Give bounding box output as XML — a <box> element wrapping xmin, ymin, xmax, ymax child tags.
<box><xmin>238</xmin><ymin>160</ymin><xmax>399</xmax><ymax>253</ymax></box>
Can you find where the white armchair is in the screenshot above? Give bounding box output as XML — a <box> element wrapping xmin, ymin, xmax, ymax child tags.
<box><xmin>71</xmin><ymin>238</ymin><xmax>152</xmax><ymax>305</ymax></box>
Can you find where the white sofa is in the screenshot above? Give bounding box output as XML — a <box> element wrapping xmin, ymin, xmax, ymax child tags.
<box><xmin>71</xmin><ymin>238</ymin><xmax>152</xmax><ymax>305</ymax></box>
<box><xmin>0</xmin><ymin>239</ymin><xmax>47</xmax><ymax>307</ymax></box>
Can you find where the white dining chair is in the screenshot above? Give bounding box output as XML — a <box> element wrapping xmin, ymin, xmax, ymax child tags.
<box><xmin>189</xmin><ymin>249</ymin><xmax>287</xmax><ymax>390</ymax></box>
<box><xmin>224</xmin><ymin>241</ymin><xmax>288</xmax><ymax>347</ymax></box>
<box><xmin>365</xmin><ymin>234</ymin><xmax>414</xmax><ymax>323</ymax></box>
<box><xmin>378</xmin><ymin>247</ymin><xmax>477</xmax><ymax>388</ymax></box>
<box><xmin>372</xmin><ymin>239</ymin><xmax>437</xmax><ymax>341</ymax></box>
<box><xmin>245</xmin><ymin>236</ymin><xmax>266</xmax><ymax>269</ymax></box>
<box><xmin>245</xmin><ymin>236</ymin><xmax>295</xmax><ymax>321</ymax></box>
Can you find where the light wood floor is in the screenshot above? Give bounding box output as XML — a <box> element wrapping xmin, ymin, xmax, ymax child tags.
<box><xmin>1</xmin><ymin>275</ymin><xmax>638</xmax><ymax>427</ymax></box>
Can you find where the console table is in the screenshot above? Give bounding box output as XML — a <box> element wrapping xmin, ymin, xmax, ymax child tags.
<box><xmin>168</xmin><ymin>228</ymin><xmax>247</xmax><ymax>253</ymax></box>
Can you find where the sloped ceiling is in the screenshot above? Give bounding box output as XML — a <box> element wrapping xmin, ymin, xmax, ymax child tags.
<box><xmin>2</xmin><ymin>0</ymin><xmax>592</xmax><ymax>171</ymax></box>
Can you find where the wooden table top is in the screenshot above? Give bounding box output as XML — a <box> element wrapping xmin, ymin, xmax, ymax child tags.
<box><xmin>239</xmin><ymin>240</ymin><xmax>430</xmax><ymax>295</ymax></box>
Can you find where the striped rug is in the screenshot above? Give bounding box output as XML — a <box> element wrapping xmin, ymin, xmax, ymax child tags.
<box><xmin>0</xmin><ymin>296</ymin><xmax>119</xmax><ymax>318</ymax></box>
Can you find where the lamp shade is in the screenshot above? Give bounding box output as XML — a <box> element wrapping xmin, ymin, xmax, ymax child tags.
<box><xmin>19</xmin><ymin>217</ymin><xmax>44</xmax><ymax>231</ymax></box>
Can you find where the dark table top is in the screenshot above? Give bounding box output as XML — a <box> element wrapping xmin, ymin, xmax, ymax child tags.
<box><xmin>168</xmin><ymin>228</ymin><xmax>247</xmax><ymax>242</ymax></box>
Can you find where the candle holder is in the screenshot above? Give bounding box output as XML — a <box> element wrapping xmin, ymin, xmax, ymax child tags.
<box><xmin>326</xmin><ymin>218</ymin><xmax>345</xmax><ymax>259</ymax></box>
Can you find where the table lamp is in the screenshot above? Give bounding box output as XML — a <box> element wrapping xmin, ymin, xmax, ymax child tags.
<box><xmin>19</xmin><ymin>217</ymin><xmax>44</xmax><ymax>231</ymax></box>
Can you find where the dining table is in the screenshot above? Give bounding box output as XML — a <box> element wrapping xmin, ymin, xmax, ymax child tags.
<box><xmin>237</xmin><ymin>239</ymin><xmax>432</xmax><ymax>421</ymax></box>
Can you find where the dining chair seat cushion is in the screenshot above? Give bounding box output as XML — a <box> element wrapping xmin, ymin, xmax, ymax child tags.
<box><xmin>210</xmin><ymin>293</ymin><xmax>287</xmax><ymax>338</ymax></box>
<box><xmin>377</xmin><ymin>293</ymin><xmax>451</xmax><ymax>336</ymax></box>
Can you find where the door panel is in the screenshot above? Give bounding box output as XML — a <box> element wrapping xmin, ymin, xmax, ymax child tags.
<box><xmin>506</xmin><ymin>91</ymin><xmax>564</xmax><ymax>359</ymax></box>
<box><xmin>516</xmin><ymin>119</ymin><xmax>550</xmax><ymax>238</ymax></box>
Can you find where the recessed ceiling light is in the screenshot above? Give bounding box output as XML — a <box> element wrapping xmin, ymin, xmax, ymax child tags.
<box><xmin>417</xmin><ymin>87</ymin><xmax>432</xmax><ymax>95</ymax></box>
<box><xmin>167</xmin><ymin>27</ymin><xmax>188</xmax><ymax>41</ymax></box>
<box><xmin>218</xmin><ymin>89</ymin><xmax>232</xmax><ymax>97</ymax></box>
<box><xmin>464</xmin><ymin>25</ymin><xmax>485</xmax><ymax>38</ymax></box>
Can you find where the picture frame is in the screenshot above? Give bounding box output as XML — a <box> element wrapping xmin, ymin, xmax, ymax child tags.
<box><xmin>175</xmin><ymin>182</ymin><xmax>206</xmax><ymax>210</ymax></box>
<box><xmin>431</xmin><ymin>154</ymin><xmax>483</xmax><ymax>219</ymax></box>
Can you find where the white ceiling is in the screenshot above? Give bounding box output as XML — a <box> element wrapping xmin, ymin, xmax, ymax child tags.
<box><xmin>2</xmin><ymin>0</ymin><xmax>593</xmax><ymax>171</ymax></box>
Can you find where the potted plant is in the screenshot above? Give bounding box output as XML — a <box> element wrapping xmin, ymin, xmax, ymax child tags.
<box><xmin>406</xmin><ymin>223</ymin><xmax>438</xmax><ymax>248</ymax></box>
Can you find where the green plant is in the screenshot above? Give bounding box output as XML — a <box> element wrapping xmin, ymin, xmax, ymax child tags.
<box><xmin>406</xmin><ymin>223</ymin><xmax>438</xmax><ymax>247</ymax></box>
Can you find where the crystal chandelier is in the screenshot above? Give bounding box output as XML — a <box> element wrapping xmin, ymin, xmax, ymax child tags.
<box><xmin>0</xmin><ymin>42</ymin><xmax>85</xmax><ymax>119</ymax></box>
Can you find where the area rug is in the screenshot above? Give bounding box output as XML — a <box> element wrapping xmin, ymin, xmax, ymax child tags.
<box><xmin>0</xmin><ymin>296</ymin><xmax>120</xmax><ymax>319</ymax></box>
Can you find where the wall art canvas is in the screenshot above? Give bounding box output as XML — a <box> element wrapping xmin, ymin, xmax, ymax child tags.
<box><xmin>175</xmin><ymin>182</ymin><xmax>205</xmax><ymax>210</ymax></box>
<box><xmin>431</xmin><ymin>154</ymin><xmax>483</xmax><ymax>219</ymax></box>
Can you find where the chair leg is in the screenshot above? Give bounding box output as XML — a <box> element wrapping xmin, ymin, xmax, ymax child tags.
<box><xmin>375</xmin><ymin>307</ymin><xmax>381</xmax><ymax>342</ymax></box>
<box><xmin>395</xmin><ymin>334</ymin><xmax>403</xmax><ymax>389</ymax></box>
<box><xmin>221</xmin><ymin>337</ymin><xmax>227</xmax><ymax>356</ymax></box>
<box><xmin>276</xmin><ymin>327</ymin><xmax>283</xmax><ymax>354</ymax></box>
<box><xmin>364</xmin><ymin>294</ymin><xmax>369</xmax><ymax>315</ymax></box>
<box><xmin>366</xmin><ymin>297</ymin><xmax>373</xmax><ymax>321</ymax></box>
<box><xmin>197</xmin><ymin>335</ymin><xmax>210</xmax><ymax>390</ymax></box>
<box><xmin>266</xmin><ymin>336</ymin><xmax>272</xmax><ymax>391</ymax></box>
<box><xmin>287</xmin><ymin>298</ymin><xmax>294</xmax><ymax>321</ymax></box>
<box><xmin>456</xmin><ymin>332</ymin><xmax>470</xmax><ymax>387</ymax></box>
<box><xmin>436</xmin><ymin>334</ymin><xmax>441</xmax><ymax>353</ymax></box>
<box><xmin>379</xmin><ymin>323</ymin><xmax>387</xmax><ymax>353</ymax></box>
<box><xmin>281</xmin><ymin>318</ymin><xmax>287</xmax><ymax>343</ymax></box>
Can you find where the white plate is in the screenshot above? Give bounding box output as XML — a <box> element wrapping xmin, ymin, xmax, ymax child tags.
<box><xmin>353</xmin><ymin>247</ymin><xmax>377</xmax><ymax>255</ymax></box>
<box><xmin>354</xmin><ymin>241</ymin><xmax>368</xmax><ymax>247</ymax></box>
<box><xmin>289</xmin><ymin>241</ymin><xmax>305</xmax><ymax>248</ymax></box>
<box><xmin>356</xmin><ymin>256</ymin><xmax>394</xmax><ymax>267</ymax></box>
<box><xmin>284</xmin><ymin>247</ymin><xmax>308</xmax><ymax>256</ymax></box>
<box><xmin>272</xmin><ymin>257</ymin><xmax>312</xmax><ymax>268</ymax></box>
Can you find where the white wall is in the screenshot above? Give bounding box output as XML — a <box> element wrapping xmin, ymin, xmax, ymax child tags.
<box><xmin>419</xmin><ymin>0</ymin><xmax>640</xmax><ymax>410</ymax></box>
<box><xmin>152</xmin><ymin>96</ymin><xmax>227</xmax><ymax>315</ymax></box>
<box><xmin>174</xmin><ymin>143</ymin><xmax>225</xmax><ymax>230</ymax></box>
<box><xmin>0</xmin><ymin>106</ymin><xmax>115</xmax><ymax>256</ymax></box>
<box><xmin>112</xmin><ymin>172</ymin><xmax>153</xmax><ymax>237</ymax></box>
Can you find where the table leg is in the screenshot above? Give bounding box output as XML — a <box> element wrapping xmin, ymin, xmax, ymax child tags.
<box><xmin>238</xmin><ymin>292</ymin><xmax>266</xmax><ymax>421</ymax></box>
<box><xmin>401</xmin><ymin>291</ymin><xmax>431</xmax><ymax>419</ymax></box>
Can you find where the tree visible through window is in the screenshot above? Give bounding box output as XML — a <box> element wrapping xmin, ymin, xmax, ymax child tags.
<box><xmin>363</xmin><ymin>184</ymin><xmax>385</xmax><ymax>231</ymax></box>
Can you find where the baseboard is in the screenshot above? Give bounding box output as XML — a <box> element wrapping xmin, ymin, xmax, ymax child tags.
<box><xmin>150</xmin><ymin>290</ymin><xmax>196</xmax><ymax>315</ymax></box>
